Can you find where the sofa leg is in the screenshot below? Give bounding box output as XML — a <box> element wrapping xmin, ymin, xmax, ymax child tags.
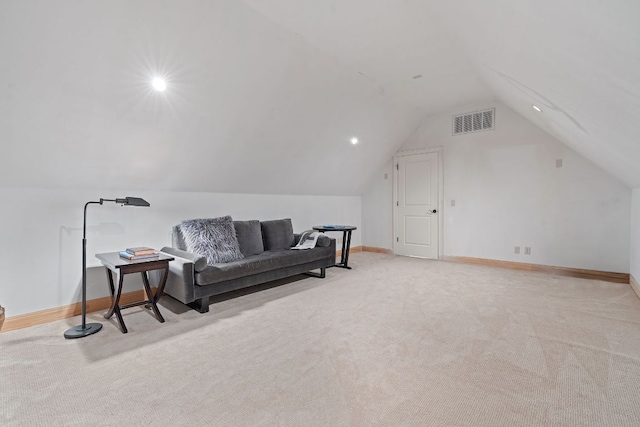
<box><xmin>188</xmin><ymin>297</ymin><xmax>210</xmax><ymax>313</ymax></box>
<box><xmin>304</xmin><ymin>268</ymin><xmax>326</xmax><ymax>279</ymax></box>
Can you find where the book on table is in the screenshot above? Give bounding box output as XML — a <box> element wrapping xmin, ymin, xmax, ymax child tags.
<box><xmin>124</xmin><ymin>246</ymin><xmax>156</xmax><ymax>256</ymax></box>
<box><xmin>119</xmin><ymin>248</ymin><xmax>159</xmax><ymax>261</ymax></box>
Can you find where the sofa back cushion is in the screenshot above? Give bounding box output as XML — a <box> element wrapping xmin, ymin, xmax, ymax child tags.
<box><xmin>180</xmin><ymin>216</ymin><xmax>244</xmax><ymax>265</ymax></box>
<box><xmin>233</xmin><ymin>220</ymin><xmax>264</xmax><ymax>256</ymax></box>
<box><xmin>260</xmin><ymin>218</ymin><xmax>295</xmax><ymax>251</ymax></box>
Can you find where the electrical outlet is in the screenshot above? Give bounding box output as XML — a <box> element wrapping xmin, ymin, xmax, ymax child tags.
<box><xmin>337</xmin><ymin>237</ymin><xmax>343</xmax><ymax>245</ymax></box>
<box><xmin>451</xmin><ymin>199</ymin><xmax>456</xmax><ymax>206</ymax></box>
<box><xmin>524</xmin><ymin>247</ymin><xmax>531</xmax><ymax>255</ymax></box>
<box><xmin>514</xmin><ymin>246</ymin><xmax>520</xmax><ymax>254</ymax></box>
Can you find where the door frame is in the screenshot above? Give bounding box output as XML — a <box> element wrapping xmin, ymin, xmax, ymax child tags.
<box><xmin>393</xmin><ymin>146</ymin><xmax>444</xmax><ymax>259</ymax></box>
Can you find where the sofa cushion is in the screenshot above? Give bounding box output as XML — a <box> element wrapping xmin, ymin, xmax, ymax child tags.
<box><xmin>195</xmin><ymin>246</ymin><xmax>333</xmax><ymax>285</ymax></box>
<box><xmin>234</xmin><ymin>220</ymin><xmax>264</xmax><ymax>256</ymax></box>
<box><xmin>260</xmin><ymin>218</ymin><xmax>295</xmax><ymax>250</ymax></box>
<box><xmin>180</xmin><ymin>216</ymin><xmax>244</xmax><ymax>265</ymax></box>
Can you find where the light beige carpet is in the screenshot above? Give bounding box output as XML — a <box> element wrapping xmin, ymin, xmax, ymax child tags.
<box><xmin>2</xmin><ymin>252</ymin><xmax>640</xmax><ymax>426</ymax></box>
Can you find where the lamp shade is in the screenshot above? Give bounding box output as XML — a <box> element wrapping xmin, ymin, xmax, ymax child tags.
<box><xmin>123</xmin><ymin>197</ymin><xmax>150</xmax><ymax>207</ymax></box>
<box><xmin>108</xmin><ymin>197</ymin><xmax>150</xmax><ymax>207</ymax></box>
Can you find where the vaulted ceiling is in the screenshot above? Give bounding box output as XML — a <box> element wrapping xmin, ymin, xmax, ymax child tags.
<box><xmin>1</xmin><ymin>1</ymin><xmax>638</xmax><ymax>195</ymax></box>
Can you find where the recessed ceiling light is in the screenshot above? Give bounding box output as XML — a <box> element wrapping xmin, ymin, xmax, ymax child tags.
<box><xmin>532</xmin><ymin>104</ymin><xmax>542</xmax><ymax>112</ymax></box>
<box><xmin>350</xmin><ymin>137</ymin><xmax>359</xmax><ymax>145</ymax></box>
<box><xmin>152</xmin><ymin>78</ymin><xmax>167</xmax><ymax>92</ymax></box>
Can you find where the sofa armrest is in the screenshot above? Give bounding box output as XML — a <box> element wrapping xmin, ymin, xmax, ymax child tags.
<box><xmin>293</xmin><ymin>233</ymin><xmax>334</xmax><ymax>248</ymax></box>
<box><xmin>160</xmin><ymin>246</ymin><xmax>207</xmax><ymax>272</ymax></box>
<box><xmin>147</xmin><ymin>246</ymin><xmax>199</xmax><ymax>304</ymax></box>
<box><xmin>316</xmin><ymin>234</ymin><xmax>333</xmax><ymax>247</ymax></box>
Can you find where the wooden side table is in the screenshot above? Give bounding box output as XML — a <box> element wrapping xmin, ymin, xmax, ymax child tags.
<box><xmin>312</xmin><ymin>225</ymin><xmax>357</xmax><ymax>269</ymax></box>
<box><xmin>95</xmin><ymin>252</ymin><xmax>174</xmax><ymax>334</ymax></box>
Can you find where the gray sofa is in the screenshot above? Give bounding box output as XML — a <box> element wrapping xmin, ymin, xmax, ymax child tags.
<box><xmin>154</xmin><ymin>218</ymin><xmax>336</xmax><ymax>313</ymax></box>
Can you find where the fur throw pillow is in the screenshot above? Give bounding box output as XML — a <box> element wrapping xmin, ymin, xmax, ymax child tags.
<box><xmin>180</xmin><ymin>216</ymin><xmax>244</xmax><ymax>265</ymax></box>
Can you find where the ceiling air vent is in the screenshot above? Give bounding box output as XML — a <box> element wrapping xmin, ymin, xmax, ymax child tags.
<box><xmin>453</xmin><ymin>108</ymin><xmax>495</xmax><ymax>135</ymax></box>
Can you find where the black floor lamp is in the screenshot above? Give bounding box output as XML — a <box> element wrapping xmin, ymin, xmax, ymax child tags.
<box><xmin>64</xmin><ymin>197</ymin><xmax>150</xmax><ymax>339</ymax></box>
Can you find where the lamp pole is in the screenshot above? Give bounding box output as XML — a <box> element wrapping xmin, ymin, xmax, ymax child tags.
<box><xmin>64</xmin><ymin>201</ymin><xmax>104</xmax><ymax>339</ymax></box>
<box><xmin>64</xmin><ymin>197</ymin><xmax>149</xmax><ymax>339</ymax></box>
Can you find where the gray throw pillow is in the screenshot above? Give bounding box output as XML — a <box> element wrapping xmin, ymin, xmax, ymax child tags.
<box><xmin>180</xmin><ymin>216</ymin><xmax>244</xmax><ymax>265</ymax></box>
<box><xmin>260</xmin><ymin>218</ymin><xmax>295</xmax><ymax>250</ymax></box>
<box><xmin>234</xmin><ymin>220</ymin><xmax>264</xmax><ymax>256</ymax></box>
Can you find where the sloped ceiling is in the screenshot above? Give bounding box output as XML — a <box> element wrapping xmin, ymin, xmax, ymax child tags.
<box><xmin>244</xmin><ymin>0</ymin><xmax>640</xmax><ymax>189</ymax></box>
<box><xmin>1</xmin><ymin>0</ymin><xmax>638</xmax><ymax>196</ymax></box>
<box><xmin>428</xmin><ymin>0</ymin><xmax>640</xmax><ymax>188</ymax></box>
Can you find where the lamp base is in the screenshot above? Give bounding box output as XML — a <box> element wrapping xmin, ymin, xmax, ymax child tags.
<box><xmin>64</xmin><ymin>323</ymin><xmax>103</xmax><ymax>339</ymax></box>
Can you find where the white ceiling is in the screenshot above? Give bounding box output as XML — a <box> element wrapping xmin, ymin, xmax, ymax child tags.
<box><xmin>242</xmin><ymin>0</ymin><xmax>494</xmax><ymax>113</ymax></box>
<box><xmin>1</xmin><ymin>0</ymin><xmax>639</xmax><ymax>195</ymax></box>
<box><xmin>243</xmin><ymin>0</ymin><xmax>640</xmax><ymax>188</ymax></box>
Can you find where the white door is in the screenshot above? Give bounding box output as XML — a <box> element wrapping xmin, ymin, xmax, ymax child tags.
<box><xmin>396</xmin><ymin>151</ymin><xmax>439</xmax><ymax>259</ymax></box>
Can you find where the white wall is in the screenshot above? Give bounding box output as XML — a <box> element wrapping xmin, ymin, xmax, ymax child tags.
<box><xmin>631</xmin><ymin>189</ymin><xmax>640</xmax><ymax>281</ymax></box>
<box><xmin>362</xmin><ymin>101</ymin><xmax>631</xmax><ymax>272</ymax></box>
<box><xmin>0</xmin><ymin>188</ymin><xmax>360</xmax><ymax>317</ymax></box>
<box><xmin>361</xmin><ymin>160</ymin><xmax>394</xmax><ymax>249</ymax></box>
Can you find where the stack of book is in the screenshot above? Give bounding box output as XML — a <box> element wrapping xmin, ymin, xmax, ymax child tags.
<box><xmin>119</xmin><ymin>246</ymin><xmax>159</xmax><ymax>261</ymax></box>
